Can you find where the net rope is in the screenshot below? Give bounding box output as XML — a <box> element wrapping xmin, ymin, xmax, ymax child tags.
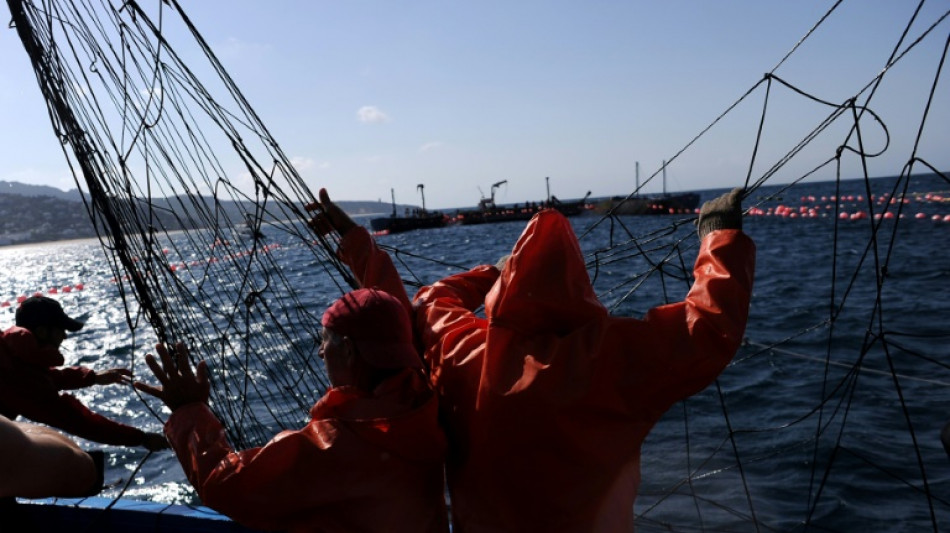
<box><xmin>6</xmin><ymin>0</ymin><xmax>950</xmax><ymax>530</ymax></box>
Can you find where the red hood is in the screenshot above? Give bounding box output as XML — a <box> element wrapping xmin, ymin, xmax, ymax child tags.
<box><xmin>479</xmin><ymin>210</ymin><xmax>608</xmax><ymax>398</ymax></box>
<box><xmin>486</xmin><ymin>209</ymin><xmax>607</xmax><ymax>336</ymax></box>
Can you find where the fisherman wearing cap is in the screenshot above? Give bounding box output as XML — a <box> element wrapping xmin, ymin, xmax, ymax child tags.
<box><xmin>134</xmin><ymin>287</ymin><xmax>449</xmax><ymax>532</ymax></box>
<box><xmin>308</xmin><ymin>187</ymin><xmax>755</xmax><ymax>532</ymax></box>
<box><xmin>0</xmin><ymin>296</ymin><xmax>167</xmax><ymax>452</ymax></box>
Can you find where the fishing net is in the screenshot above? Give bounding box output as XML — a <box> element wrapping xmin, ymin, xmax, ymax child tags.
<box><xmin>6</xmin><ymin>0</ymin><xmax>949</xmax><ymax>530</ymax></box>
<box><xmin>6</xmin><ymin>0</ymin><xmax>361</xmax><ymax>449</ymax></box>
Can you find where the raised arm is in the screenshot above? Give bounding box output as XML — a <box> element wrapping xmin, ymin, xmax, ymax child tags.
<box><xmin>307</xmin><ymin>188</ymin><xmax>412</xmax><ymax>312</ymax></box>
<box><xmin>641</xmin><ymin>230</ymin><xmax>755</xmax><ymax>399</ymax></box>
<box><xmin>413</xmin><ymin>265</ymin><xmax>500</xmax><ymax>317</ymax></box>
<box><xmin>631</xmin><ymin>188</ymin><xmax>755</xmax><ymax>406</ymax></box>
<box><xmin>411</xmin><ymin>265</ymin><xmax>500</xmax><ymax>386</ymax></box>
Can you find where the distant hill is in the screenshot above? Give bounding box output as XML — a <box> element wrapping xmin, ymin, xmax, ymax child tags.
<box><xmin>0</xmin><ymin>180</ymin><xmax>83</xmax><ymax>201</ymax></box>
<box><xmin>0</xmin><ymin>180</ymin><xmax>420</xmax><ymax>246</ymax></box>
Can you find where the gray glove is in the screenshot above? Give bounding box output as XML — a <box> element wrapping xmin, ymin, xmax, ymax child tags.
<box><xmin>697</xmin><ymin>187</ymin><xmax>743</xmax><ymax>240</ymax></box>
<box><xmin>494</xmin><ymin>254</ymin><xmax>510</xmax><ymax>271</ymax></box>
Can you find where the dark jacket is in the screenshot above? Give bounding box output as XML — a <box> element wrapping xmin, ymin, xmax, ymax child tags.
<box><xmin>0</xmin><ymin>326</ymin><xmax>145</xmax><ymax>446</ymax></box>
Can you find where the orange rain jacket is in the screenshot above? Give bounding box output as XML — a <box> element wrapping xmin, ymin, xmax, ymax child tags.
<box><xmin>164</xmin><ymin>368</ymin><xmax>449</xmax><ymax>533</ymax></box>
<box><xmin>339</xmin><ymin>209</ymin><xmax>756</xmax><ymax>532</ymax></box>
<box><xmin>0</xmin><ymin>326</ymin><xmax>146</xmax><ymax>446</ymax></box>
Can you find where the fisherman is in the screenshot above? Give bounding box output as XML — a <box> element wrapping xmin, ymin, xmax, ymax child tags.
<box><xmin>134</xmin><ymin>289</ymin><xmax>449</xmax><ymax>532</ymax></box>
<box><xmin>308</xmin><ymin>186</ymin><xmax>755</xmax><ymax>532</ymax></box>
<box><xmin>0</xmin><ymin>296</ymin><xmax>167</xmax><ymax>451</ymax></box>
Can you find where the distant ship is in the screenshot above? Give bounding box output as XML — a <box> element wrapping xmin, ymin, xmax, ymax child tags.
<box><xmin>453</xmin><ymin>178</ymin><xmax>591</xmax><ymax>225</ymax></box>
<box><xmin>595</xmin><ymin>161</ymin><xmax>699</xmax><ymax>215</ymax></box>
<box><xmin>370</xmin><ymin>185</ymin><xmax>448</xmax><ymax>234</ymax></box>
<box><xmin>595</xmin><ymin>192</ymin><xmax>699</xmax><ymax>215</ymax></box>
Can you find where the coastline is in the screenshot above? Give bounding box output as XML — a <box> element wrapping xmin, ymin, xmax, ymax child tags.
<box><xmin>0</xmin><ymin>236</ymin><xmax>102</xmax><ymax>251</ymax></box>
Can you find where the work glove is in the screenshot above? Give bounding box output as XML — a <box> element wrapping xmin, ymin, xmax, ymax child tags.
<box><xmin>494</xmin><ymin>254</ymin><xmax>510</xmax><ymax>271</ymax></box>
<box><xmin>696</xmin><ymin>187</ymin><xmax>744</xmax><ymax>240</ymax></box>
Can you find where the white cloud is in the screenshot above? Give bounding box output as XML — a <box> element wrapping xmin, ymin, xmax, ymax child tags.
<box><xmin>290</xmin><ymin>157</ymin><xmax>330</xmax><ymax>173</ymax></box>
<box><xmin>419</xmin><ymin>141</ymin><xmax>444</xmax><ymax>153</ymax></box>
<box><xmin>232</xmin><ymin>170</ymin><xmax>257</xmax><ymax>196</ymax></box>
<box><xmin>290</xmin><ymin>156</ymin><xmax>315</xmax><ymax>172</ymax></box>
<box><xmin>357</xmin><ymin>106</ymin><xmax>390</xmax><ymax>124</ymax></box>
<box><xmin>215</xmin><ymin>37</ymin><xmax>270</xmax><ymax>62</ymax></box>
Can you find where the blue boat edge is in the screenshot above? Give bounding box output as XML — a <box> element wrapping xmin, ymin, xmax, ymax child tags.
<box><xmin>11</xmin><ymin>496</ymin><xmax>264</xmax><ymax>532</ymax></box>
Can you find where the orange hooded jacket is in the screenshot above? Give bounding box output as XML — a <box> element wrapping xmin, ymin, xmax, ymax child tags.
<box><xmin>164</xmin><ymin>367</ymin><xmax>449</xmax><ymax>533</ymax></box>
<box><xmin>339</xmin><ymin>209</ymin><xmax>755</xmax><ymax>532</ymax></box>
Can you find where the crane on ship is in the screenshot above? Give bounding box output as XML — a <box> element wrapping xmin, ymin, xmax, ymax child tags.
<box><xmin>476</xmin><ymin>180</ymin><xmax>508</xmax><ymax>210</ymax></box>
<box><xmin>417</xmin><ymin>184</ymin><xmax>428</xmax><ymax>214</ymax></box>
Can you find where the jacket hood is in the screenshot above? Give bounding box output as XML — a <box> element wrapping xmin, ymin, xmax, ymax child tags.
<box><xmin>486</xmin><ymin>209</ymin><xmax>607</xmax><ymax>335</ymax></box>
<box><xmin>310</xmin><ymin>368</ymin><xmax>445</xmax><ymax>464</ymax></box>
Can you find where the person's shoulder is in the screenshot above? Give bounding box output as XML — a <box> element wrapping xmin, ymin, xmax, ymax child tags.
<box><xmin>0</xmin><ymin>326</ymin><xmax>33</xmax><ymax>350</ymax></box>
<box><xmin>0</xmin><ymin>328</ymin><xmax>65</xmax><ymax>367</ymax></box>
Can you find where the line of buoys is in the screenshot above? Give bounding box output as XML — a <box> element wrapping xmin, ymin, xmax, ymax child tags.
<box><xmin>746</xmin><ymin>208</ymin><xmax>950</xmax><ymax>221</ymax></box>
<box><xmin>740</xmin><ymin>190</ymin><xmax>950</xmax><ymax>222</ymax></box>
<box><xmin>3</xmin><ymin>242</ymin><xmax>283</xmax><ymax>308</ymax></box>
<box><xmin>112</xmin><ymin>242</ymin><xmax>282</xmax><ymax>283</ymax></box>
<box><xmin>1</xmin><ymin>284</ymin><xmax>86</xmax><ymax>308</ymax></box>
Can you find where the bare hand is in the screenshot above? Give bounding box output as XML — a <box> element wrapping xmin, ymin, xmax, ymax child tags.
<box><xmin>94</xmin><ymin>368</ymin><xmax>132</xmax><ymax>386</ymax></box>
<box><xmin>305</xmin><ymin>188</ymin><xmax>357</xmax><ymax>237</ymax></box>
<box><xmin>133</xmin><ymin>342</ymin><xmax>210</xmax><ymax>411</ymax></box>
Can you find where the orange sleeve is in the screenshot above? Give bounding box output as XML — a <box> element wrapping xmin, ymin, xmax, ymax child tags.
<box><xmin>414</xmin><ymin>265</ymin><xmax>499</xmax><ymax>317</ymax></box>
<box><xmin>413</xmin><ymin>265</ymin><xmax>499</xmax><ymax>354</ymax></box>
<box><xmin>634</xmin><ymin>229</ymin><xmax>756</xmax><ymax>407</ymax></box>
<box><xmin>338</xmin><ymin>227</ymin><xmax>412</xmax><ymax>314</ymax></box>
<box><xmin>165</xmin><ymin>404</ymin><xmax>344</xmax><ymax>531</ymax></box>
<box><xmin>412</xmin><ymin>266</ymin><xmax>498</xmax><ymax>388</ymax></box>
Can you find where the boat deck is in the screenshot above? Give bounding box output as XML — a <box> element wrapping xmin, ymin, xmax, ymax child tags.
<box><xmin>10</xmin><ymin>496</ymin><xmax>262</xmax><ymax>532</ymax></box>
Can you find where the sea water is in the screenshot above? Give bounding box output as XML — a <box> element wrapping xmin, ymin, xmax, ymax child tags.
<box><xmin>1</xmin><ymin>174</ymin><xmax>947</xmax><ymax>531</ymax></box>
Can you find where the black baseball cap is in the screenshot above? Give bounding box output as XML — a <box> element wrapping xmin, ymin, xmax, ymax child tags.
<box><xmin>15</xmin><ymin>296</ymin><xmax>84</xmax><ymax>332</ymax></box>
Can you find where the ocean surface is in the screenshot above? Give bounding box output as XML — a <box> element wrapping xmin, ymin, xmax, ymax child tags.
<box><xmin>1</xmin><ymin>174</ymin><xmax>948</xmax><ymax>531</ymax></box>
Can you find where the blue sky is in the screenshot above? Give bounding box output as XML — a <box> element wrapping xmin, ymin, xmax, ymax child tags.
<box><xmin>1</xmin><ymin>1</ymin><xmax>947</xmax><ymax>209</ymax></box>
